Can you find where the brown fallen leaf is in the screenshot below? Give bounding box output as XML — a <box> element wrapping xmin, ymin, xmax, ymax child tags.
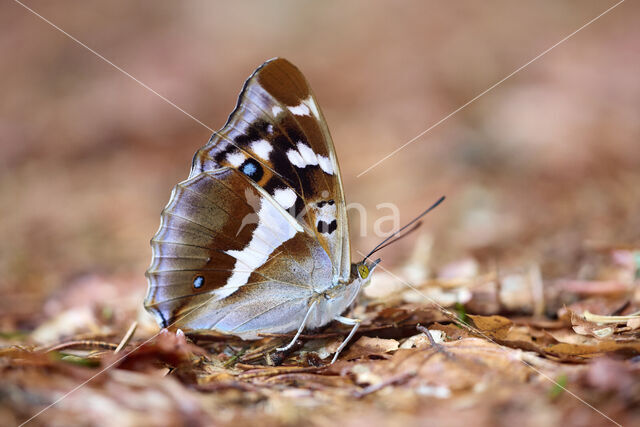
<box><xmin>343</xmin><ymin>338</ymin><xmax>533</xmax><ymax>394</ymax></box>
<box><xmin>468</xmin><ymin>314</ymin><xmax>513</xmax><ymax>340</ymax></box>
<box><xmin>464</xmin><ymin>313</ymin><xmax>640</xmax><ymax>361</ymax></box>
<box><xmin>545</xmin><ymin>341</ymin><xmax>640</xmax><ymax>359</ymax></box>
<box><xmin>342</xmin><ymin>336</ymin><xmax>399</xmax><ymax>361</ymax></box>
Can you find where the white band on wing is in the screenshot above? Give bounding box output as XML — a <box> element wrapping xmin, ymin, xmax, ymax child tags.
<box><xmin>221</xmin><ymin>185</ymin><xmax>302</xmax><ymax>298</ymax></box>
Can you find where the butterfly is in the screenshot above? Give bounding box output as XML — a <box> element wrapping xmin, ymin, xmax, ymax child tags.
<box><xmin>144</xmin><ymin>58</ymin><xmax>443</xmax><ymax>363</ymax></box>
<box><xmin>144</xmin><ymin>58</ymin><xmax>380</xmax><ymax>363</ymax></box>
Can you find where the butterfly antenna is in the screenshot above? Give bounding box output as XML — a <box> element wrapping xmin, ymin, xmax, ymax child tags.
<box><xmin>367</xmin><ymin>221</ymin><xmax>423</xmax><ymax>253</ymax></box>
<box><xmin>364</xmin><ymin>195</ymin><xmax>445</xmax><ymax>261</ymax></box>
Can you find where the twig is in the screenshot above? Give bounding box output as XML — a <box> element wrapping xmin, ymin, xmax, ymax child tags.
<box><xmin>237</xmin><ymin>365</ymin><xmax>328</xmax><ymax>380</ymax></box>
<box><xmin>354</xmin><ymin>371</ymin><xmax>416</xmax><ymax>398</ymax></box>
<box><xmin>416</xmin><ymin>325</ymin><xmax>455</xmax><ymax>360</ymax></box>
<box><xmin>114</xmin><ymin>322</ymin><xmax>138</xmax><ymax>354</ymax></box>
<box><xmin>39</xmin><ymin>340</ymin><xmax>119</xmax><ymax>353</ymax></box>
<box><xmin>416</xmin><ymin>325</ymin><xmax>438</xmax><ymax>346</ymax></box>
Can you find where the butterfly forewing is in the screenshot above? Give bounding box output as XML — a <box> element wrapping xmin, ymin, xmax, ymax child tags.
<box><xmin>191</xmin><ymin>58</ymin><xmax>350</xmax><ymax>282</ymax></box>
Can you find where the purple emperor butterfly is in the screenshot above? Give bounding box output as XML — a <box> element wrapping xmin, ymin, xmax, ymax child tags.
<box><xmin>144</xmin><ymin>58</ymin><xmax>379</xmax><ymax>363</ymax></box>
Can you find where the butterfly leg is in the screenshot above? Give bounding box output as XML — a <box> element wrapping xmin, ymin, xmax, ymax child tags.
<box><xmin>331</xmin><ymin>316</ymin><xmax>361</xmax><ymax>364</ymax></box>
<box><xmin>276</xmin><ymin>300</ymin><xmax>318</xmax><ymax>352</ymax></box>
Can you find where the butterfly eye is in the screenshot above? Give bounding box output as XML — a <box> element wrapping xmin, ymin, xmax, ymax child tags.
<box><xmin>357</xmin><ymin>264</ymin><xmax>369</xmax><ymax>279</ymax></box>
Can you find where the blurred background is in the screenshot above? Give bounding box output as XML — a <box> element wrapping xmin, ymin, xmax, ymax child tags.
<box><xmin>1</xmin><ymin>0</ymin><xmax>639</xmax><ymax>329</ymax></box>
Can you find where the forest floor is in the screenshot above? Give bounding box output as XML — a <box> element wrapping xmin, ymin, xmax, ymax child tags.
<box><xmin>2</xmin><ymin>239</ymin><xmax>639</xmax><ymax>427</ymax></box>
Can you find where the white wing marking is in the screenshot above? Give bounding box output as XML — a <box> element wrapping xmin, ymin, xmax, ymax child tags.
<box><xmin>250</xmin><ymin>139</ymin><xmax>273</xmax><ymax>160</ymax></box>
<box><xmin>220</xmin><ymin>181</ymin><xmax>303</xmax><ymax>299</ymax></box>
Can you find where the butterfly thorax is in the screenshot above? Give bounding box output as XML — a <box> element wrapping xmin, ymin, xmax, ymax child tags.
<box><xmin>315</xmin><ymin>260</ymin><xmax>375</xmax><ymax>307</ymax></box>
<box><xmin>305</xmin><ymin>272</ymin><xmax>368</xmax><ymax>329</ymax></box>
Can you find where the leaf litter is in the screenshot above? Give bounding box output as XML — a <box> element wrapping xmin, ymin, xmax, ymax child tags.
<box><xmin>2</xmin><ymin>242</ymin><xmax>640</xmax><ymax>426</ymax></box>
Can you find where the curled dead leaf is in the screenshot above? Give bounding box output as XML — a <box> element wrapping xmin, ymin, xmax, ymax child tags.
<box><xmin>570</xmin><ymin>310</ymin><xmax>614</xmax><ymax>339</ymax></box>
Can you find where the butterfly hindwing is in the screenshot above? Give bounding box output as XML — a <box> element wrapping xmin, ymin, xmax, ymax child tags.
<box><xmin>145</xmin><ymin>165</ymin><xmax>338</xmax><ymax>332</ymax></box>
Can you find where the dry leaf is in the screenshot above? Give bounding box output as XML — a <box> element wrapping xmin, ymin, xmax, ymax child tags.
<box><xmin>570</xmin><ymin>310</ymin><xmax>614</xmax><ymax>339</ymax></box>
<box><xmin>342</xmin><ymin>336</ymin><xmax>399</xmax><ymax>360</ymax></box>
<box><xmin>468</xmin><ymin>314</ymin><xmax>513</xmax><ymax>340</ymax></box>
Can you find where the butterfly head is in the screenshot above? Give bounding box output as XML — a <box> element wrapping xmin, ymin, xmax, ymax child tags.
<box><xmin>352</xmin><ymin>258</ymin><xmax>381</xmax><ymax>285</ymax></box>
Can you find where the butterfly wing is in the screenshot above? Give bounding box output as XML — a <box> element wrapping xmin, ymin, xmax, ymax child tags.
<box><xmin>145</xmin><ymin>167</ymin><xmax>335</xmax><ymax>337</ymax></box>
<box><xmin>191</xmin><ymin>58</ymin><xmax>351</xmax><ymax>283</ymax></box>
<box><xmin>145</xmin><ymin>58</ymin><xmax>353</xmax><ymax>335</ymax></box>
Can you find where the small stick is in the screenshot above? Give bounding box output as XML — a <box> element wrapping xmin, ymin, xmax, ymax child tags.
<box><xmin>114</xmin><ymin>321</ymin><xmax>138</xmax><ymax>354</ymax></box>
<box><xmin>238</xmin><ymin>365</ymin><xmax>327</xmax><ymax>380</ymax></box>
<box><xmin>354</xmin><ymin>371</ymin><xmax>416</xmax><ymax>398</ymax></box>
<box><xmin>416</xmin><ymin>325</ymin><xmax>438</xmax><ymax>346</ymax></box>
<box><xmin>40</xmin><ymin>340</ymin><xmax>119</xmax><ymax>353</ymax></box>
<box><xmin>416</xmin><ymin>325</ymin><xmax>454</xmax><ymax>360</ymax></box>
